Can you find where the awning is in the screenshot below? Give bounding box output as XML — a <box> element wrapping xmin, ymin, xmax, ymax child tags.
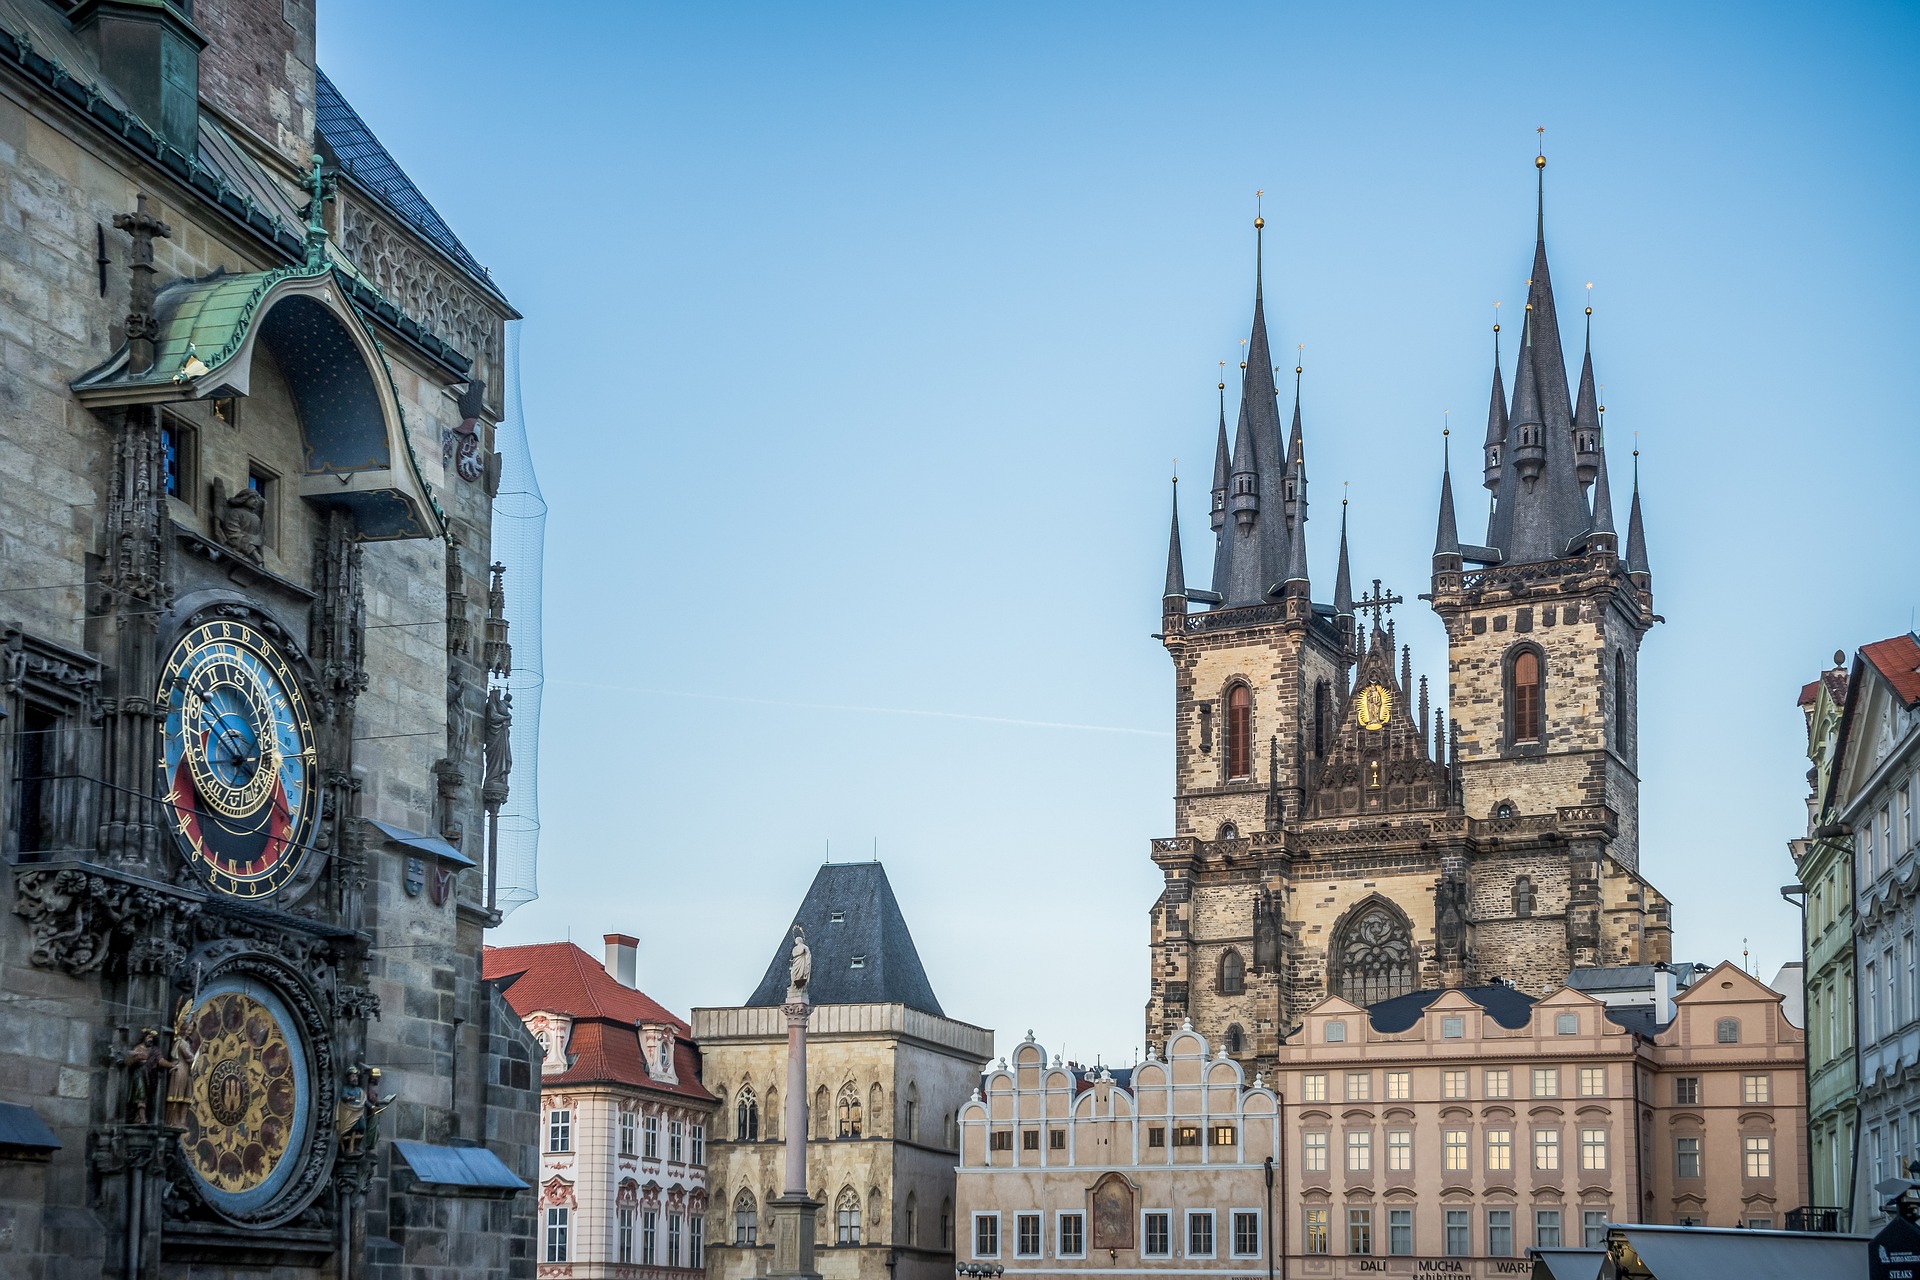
<box><xmin>1529</xmin><ymin>1247</ymin><xmax>1604</xmax><ymax>1280</ymax></box>
<box><xmin>366</xmin><ymin>820</ymin><xmax>477</xmax><ymax>869</ymax></box>
<box><xmin>1609</xmin><ymin>1224</ymin><xmax>1872</xmax><ymax>1279</ymax></box>
<box><xmin>0</xmin><ymin>1102</ymin><xmax>60</xmax><ymax>1154</ymax></box>
<box><xmin>390</xmin><ymin>1140</ymin><xmax>526</xmax><ymax>1196</ymax></box>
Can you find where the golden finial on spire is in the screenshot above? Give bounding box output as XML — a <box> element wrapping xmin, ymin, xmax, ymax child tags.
<box><xmin>1493</xmin><ymin>299</ymin><xmax>1501</xmax><ymax>334</ymax></box>
<box><xmin>1536</xmin><ymin>126</ymin><xmax>1546</xmax><ymax>168</ymax></box>
<box><xmin>1254</xmin><ymin>188</ymin><xmax>1264</xmax><ymax>230</ymax></box>
<box><xmin>1295</xmin><ymin>343</ymin><xmax>1303</xmax><ymax>376</ymax></box>
<box><xmin>1586</xmin><ymin>280</ymin><xmax>1593</xmax><ymax>317</ymax></box>
<box><xmin>1343</xmin><ymin>479</ymin><xmax>1349</xmax><ymax>508</ymax></box>
<box><xmin>1217</xmin><ymin>359</ymin><xmax>1226</xmax><ymax>391</ymax></box>
<box><xmin>1239</xmin><ymin>338</ymin><xmax>1247</xmax><ymax>370</ymax></box>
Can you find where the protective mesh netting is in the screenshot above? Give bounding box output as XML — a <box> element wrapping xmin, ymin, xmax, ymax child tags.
<box><xmin>490</xmin><ymin>320</ymin><xmax>545</xmax><ymax>916</ymax></box>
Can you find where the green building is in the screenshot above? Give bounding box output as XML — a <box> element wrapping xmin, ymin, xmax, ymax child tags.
<box><xmin>1793</xmin><ymin>658</ymin><xmax>1856</xmax><ymax>1217</ymax></box>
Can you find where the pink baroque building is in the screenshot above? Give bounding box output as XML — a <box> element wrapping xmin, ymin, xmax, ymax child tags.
<box><xmin>489</xmin><ymin>935</ymin><xmax>719</xmax><ymax>1279</ymax></box>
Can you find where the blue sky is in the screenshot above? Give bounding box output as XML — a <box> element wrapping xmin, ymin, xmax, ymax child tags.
<box><xmin>323</xmin><ymin>2</ymin><xmax>1920</xmax><ymax>1062</ymax></box>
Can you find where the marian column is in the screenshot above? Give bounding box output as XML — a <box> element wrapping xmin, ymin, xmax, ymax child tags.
<box><xmin>769</xmin><ymin>926</ymin><xmax>822</xmax><ymax>1280</ymax></box>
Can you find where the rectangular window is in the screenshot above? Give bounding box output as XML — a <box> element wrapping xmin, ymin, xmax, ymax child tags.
<box><xmin>1016</xmin><ymin>1213</ymin><xmax>1041</xmax><ymax>1258</ymax></box>
<box><xmin>1583</xmin><ymin>1210</ymin><xmax>1609</xmax><ymax>1248</ymax></box>
<box><xmin>1487</xmin><ymin>1209</ymin><xmax>1513</xmax><ymax>1258</ymax></box>
<box><xmin>1022</xmin><ymin>1129</ymin><xmax>1040</xmax><ymax>1151</ymax></box>
<box><xmin>1058</xmin><ymin>1213</ymin><xmax>1085</xmax><ymax>1258</ymax></box>
<box><xmin>670</xmin><ymin>1120</ymin><xmax>684</xmax><ymax>1162</ymax></box>
<box><xmin>1909</xmin><ymin>935</ymin><xmax>1917</xmax><ymax>1022</ymax></box>
<box><xmin>1146</xmin><ymin>1126</ymin><xmax>1165</xmax><ymax>1148</ymax></box>
<box><xmin>1386</xmin><ymin>1071</ymin><xmax>1411</xmax><ymax>1100</ymax></box>
<box><xmin>690</xmin><ymin>1214</ymin><xmax>704</xmax><ymax>1267</ymax></box>
<box><xmin>668</xmin><ymin>1213</ymin><xmax>682</xmax><ymax>1267</ymax></box>
<box><xmin>1445</xmin><ymin>1209</ymin><xmax>1470</xmax><ymax>1258</ymax></box>
<box><xmin>974</xmin><ymin>1214</ymin><xmax>1000</xmax><ymax>1258</ymax></box>
<box><xmin>643</xmin><ymin>1209</ymin><xmax>657</xmax><ymax>1265</ymax></box>
<box><xmin>1347</xmin><ymin>1130</ymin><xmax>1371</xmax><ymax>1172</ymax></box>
<box><xmin>1580</xmin><ymin>1066</ymin><xmax>1606</xmax><ymax>1097</ymax></box>
<box><xmin>1866</xmin><ymin>825</ymin><xmax>1879</xmax><ymax>878</ymax></box>
<box><xmin>1303</xmin><ymin>1073</ymin><xmax>1328</xmax><ymax>1102</ymax></box>
<box><xmin>617</xmin><ymin>1207</ymin><xmax>635</xmax><ymax>1264</ymax></box>
<box><xmin>159</xmin><ymin>414</ymin><xmax>195</xmax><ymax>503</ymax></box>
<box><xmin>1444</xmin><ymin>1129</ymin><xmax>1469</xmax><ymax>1172</ymax></box>
<box><xmin>1746</xmin><ymin>1216</ymin><xmax>1775</xmax><ymax>1229</ymax></box>
<box><xmin>1676</xmin><ymin>1136</ymin><xmax>1702</xmax><ymax>1179</ymax></box>
<box><xmin>1744</xmin><ymin>1074</ymin><xmax>1771</xmax><ymax>1104</ymax></box>
<box><xmin>1388</xmin><ymin>1129</ymin><xmax>1412</xmax><ymax>1172</ymax></box>
<box><xmin>247</xmin><ymin>464</ymin><xmax>278</xmax><ymax>548</ymax></box>
<box><xmin>1745</xmin><ymin>1136</ymin><xmax>1772</xmax><ymax>1179</ymax></box>
<box><xmin>1443</xmin><ymin>1070</ymin><xmax>1468</xmax><ymax>1099</ymax></box>
<box><xmin>1304</xmin><ymin>1131</ymin><xmax>1328</xmax><ymax>1172</ymax></box>
<box><xmin>1532</xmin><ymin>1067</ymin><xmax>1559</xmax><ymax>1097</ymax></box>
<box><xmin>1534</xmin><ymin>1129</ymin><xmax>1561</xmax><ymax>1171</ymax></box>
<box><xmin>644</xmin><ymin>1114</ymin><xmax>660</xmax><ymax>1159</ymax></box>
<box><xmin>620</xmin><ymin>1110</ymin><xmax>637</xmax><ymax>1156</ymax></box>
<box><xmin>1347</xmin><ymin>1207</ymin><xmax>1372</xmax><ymax>1256</ymax></box>
<box><xmin>546</xmin><ymin>1207</ymin><xmax>570</xmax><ymax>1263</ymax></box>
<box><xmin>1174</xmin><ymin>1126</ymin><xmax>1202</xmax><ymax>1148</ymax></box>
<box><xmin>1345</xmin><ymin>1072</ymin><xmax>1371</xmax><ymax>1102</ymax></box>
<box><xmin>1389</xmin><ymin>1208</ymin><xmax>1413</xmax><ymax>1256</ymax></box>
<box><xmin>1210</xmin><ymin>1125</ymin><xmax>1236</xmax><ymax>1148</ymax></box>
<box><xmin>1232</xmin><ymin>1210</ymin><xmax>1260</xmax><ymax>1258</ymax></box>
<box><xmin>1486</xmin><ymin>1129</ymin><xmax>1512</xmax><ymax>1171</ymax></box>
<box><xmin>1143</xmin><ymin>1212</ymin><xmax>1170</xmax><ymax>1257</ymax></box>
<box><xmin>1187</xmin><ymin>1211</ymin><xmax>1215</xmax><ymax>1258</ymax></box>
<box><xmin>1442</xmin><ymin>1015</ymin><xmax>1465</xmax><ymax>1039</ymax></box>
<box><xmin>1581</xmin><ymin>1128</ymin><xmax>1608</xmax><ymax>1171</ymax></box>
<box><xmin>547</xmin><ymin>1109</ymin><xmax>572</xmax><ymax>1153</ymax></box>
<box><xmin>989</xmin><ymin>1130</ymin><xmax>1013</xmax><ymax>1152</ymax></box>
<box><xmin>1869</xmin><ymin>964</ymin><xmax>1881</xmax><ymax>1041</ymax></box>
<box><xmin>1535</xmin><ymin>1209</ymin><xmax>1562</xmax><ymax>1248</ymax></box>
<box><xmin>1485</xmin><ymin>1068</ymin><xmax>1511</xmax><ymax>1098</ymax></box>
<box><xmin>1555</xmin><ymin>1011</ymin><xmax>1579</xmax><ymax>1035</ymax></box>
<box><xmin>692</xmin><ymin>1123</ymin><xmax>705</xmax><ymax>1166</ymax></box>
<box><xmin>1674</xmin><ymin>1076</ymin><xmax>1700</xmax><ymax>1106</ymax></box>
<box><xmin>1303</xmin><ymin>1208</ymin><xmax>1329</xmax><ymax>1255</ymax></box>
<box><xmin>1050</xmin><ymin>1129</ymin><xmax>1066</xmax><ymax>1150</ymax></box>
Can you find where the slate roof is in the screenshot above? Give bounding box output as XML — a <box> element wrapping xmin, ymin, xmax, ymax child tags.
<box><xmin>316</xmin><ymin>69</ymin><xmax>508</xmax><ymax>305</ymax></box>
<box><xmin>1563</xmin><ymin>963</ymin><xmax>1697</xmax><ymax>994</ymax></box>
<box><xmin>1862</xmin><ymin>633</ymin><xmax>1920</xmax><ymax>708</ymax></box>
<box><xmin>745</xmin><ymin>863</ymin><xmax>944</xmax><ymax>1016</ymax></box>
<box><xmin>1365</xmin><ymin>984</ymin><xmax>1537</xmax><ymax>1033</ymax></box>
<box><xmin>485</xmin><ymin>941</ymin><xmax>713</xmax><ymax>1100</ymax></box>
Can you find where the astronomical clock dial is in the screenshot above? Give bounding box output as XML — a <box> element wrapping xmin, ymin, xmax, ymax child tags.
<box><xmin>157</xmin><ymin>620</ymin><xmax>317</xmax><ymax>898</ymax></box>
<box><xmin>177</xmin><ymin>982</ymin><xmax>314</xmax><ymax>1217</ymax></box>
<box><xmin>1356</xmin><ymin>682</ymin><xmax>1392</xmax><ymax>732</ymax></box>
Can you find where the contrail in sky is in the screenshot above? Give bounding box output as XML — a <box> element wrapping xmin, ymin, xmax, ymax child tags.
<box><xmin>547</xmin><ymin>679</ymin><xmax>1169</xmax><ymax>738</ymax></box>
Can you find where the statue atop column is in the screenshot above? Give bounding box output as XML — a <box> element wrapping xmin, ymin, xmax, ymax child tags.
<box><xmin>788</xmin><ymin>925</ymin><xmax>810</xmax><ymax>996</ymax></box>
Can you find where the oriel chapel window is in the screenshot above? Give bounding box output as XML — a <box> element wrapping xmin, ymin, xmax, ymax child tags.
<box><xmin>1510</xmin><ymin>650</ymin><xmax>1542</xmax><ymax>743</ymax></box>
<box><xmin>1219</xmin><ymin>949</ymin><xmax>1246</xmax><ymax>995</ymax></box>
<box><xmin>1226</xmin><ymin>684</ymin><xmax>1252</xmax><ymax>778</ymax></box>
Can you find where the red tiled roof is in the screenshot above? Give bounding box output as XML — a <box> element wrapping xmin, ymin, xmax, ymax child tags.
<box><xmin>1862</xmin><ymin>634</ymin><xmax>1920</xmax><ymax>708</ymax></box>
<box><xmin>1798</xmin><ymin>669</ymin><xmax>1850</xmax><ymax>708</ymax></box>
<box><xmin>484</xmin><ymin>942</ymin><xmax>714</xmax><ymax>1101</ymax></box>
<box><xmin>1798</xmin><ymin>680</ymin><xmax>1821</xmax><ymax>708</ymax></box>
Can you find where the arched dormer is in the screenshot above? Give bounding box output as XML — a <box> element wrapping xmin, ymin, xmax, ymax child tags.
<box><xmin>74</xmin><ymin>260</ymin><xmax>443</xmax><ymax>540</ymax></box>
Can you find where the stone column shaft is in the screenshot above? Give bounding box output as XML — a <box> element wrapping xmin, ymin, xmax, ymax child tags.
<box><xmin>783</xmin><ymin>997</ymin><xmax>808</xmax><ymax>1194</ymax></box>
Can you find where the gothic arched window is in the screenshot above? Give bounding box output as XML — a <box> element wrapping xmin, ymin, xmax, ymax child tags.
<box><xmin>1513</xmin><ymin>876</ymin><xmax>1536</xmax><ymax>918</ymax></box>
<box><xmin>835</xmin><ymin>1187</ymin><xmax>862</xmax><ymax>1245</ymax></box>
<box><xmin>1614</xmin><ymin>650</ymin><xmax>1628</xmax><ymax>752</ymax></box>
<box><xmin>735</xmin><ymin>1086</ymin><xmax>759</xmax><ymax>1142</ymax></box>
<box><xmin>813</xmin><ymin>1086</ymin><xmax>830</xmax><ymax>1139</ymax></box>
<box><xmin>905</xmin><ymin>1191</ymin><xmax>918</xmax><ymax>1245</ymax></box>
<box><xmin>837</xmin><ymin>1084</ymin><xmax>863</xmax><ymax>1139</ymax></box>
<box><xmin>733</xmin><ymin>1189</ymin><xmax>758</xmax><ymax>1245</ymax></box>
<box><xmin>904</xmin><ymin>1082</ymin><xmax>919</xmax><ymax>1142</ymax></box>
<box><xmin>763</xmin><ymin>1087</ymin><xmax>779</xmax><ymax>1141</ymax></box>
<box><xmin>1330</xmin><ymin>900</ymin><xmax>1417</xmax><ymax>1007</ymax></box>
<box><xmin>1510</xmin><ymin>649</ymin><xmax>1543</xmax><ymax>744</ymax></box>
<box><xmin>1226</xmin><ymin>684</ymin><xmax>1253</xmax><ymax>778</ymax></box>
<box><xmin>1224</xmin><ymin>1024</ymin><xmax>1245</xmax><ymax>1055</ymax></box>
<box><xmin>1218</xmin><ymin>949</ymin><xmax>1246</xmax><ymax>995</ymax></box>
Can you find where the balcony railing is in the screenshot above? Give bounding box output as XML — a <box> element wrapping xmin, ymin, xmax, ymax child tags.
<box><xmin>1783</xmin><ymin>1206</ymin><xmax>1845</xmax><ymax>1233</ymax></box>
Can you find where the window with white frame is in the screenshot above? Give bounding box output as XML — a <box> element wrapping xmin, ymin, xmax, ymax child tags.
<box><xmin>1346</xmin><ymin>1071</ymin><xmax>1371</xmax><ymax>1102</ymax></box>
<box><xmin>1232</xmin><ymin>1210</ymin><xmax>1259</xmax><ymax>1257</ymax></box>
<box><xmin>1386</xmin><ymin>1071</ymin><xmax>1411</xmax><ymax>1100</ymax></box>
<box><xmin>670</xmin><ymin>1119</ymin><xmax>684</xmax><ymax>1162</ymax></box>
<box><xmin>642</xmin><ymin>1209</ymin><xmax>658</xmax><ymax>1264</ymax></box>
<box><xmin>1534</xmin><ymin>1128</ymin><xmax>1561</xmax><ymax>1171</ymax></box>
<box><xmin>644</xmin><ymin>1114</ymin><xmax>660</xmax><ymax>1159</ymax></box>
<box><xmin>691</xmin><ymin>1213</ymin><xmax>704</xmax><ymax>1266</ymax></box>
<box><xmin>1143</xmin><ymin>1211</ymin><xmax>1170</xmax><ymax>1256</ymax></box>
<box><xmin>1583</xmin><ymin>1210</ymin><xmax>1608</xmax><ymax>1248</ymax></box>
<box><xmin>1444</xmin><ymin>1128</ymin><xmax>1469</xmax><ymax>1171</ymax></box>
<box><xmin>1486</xmin><ymin>1209</ymin><xmax>1513</xmax><ymax>1257</ymax></box>
<box><xmin>1347</xmin><ymin>1207</ymin><xmax>1372</xmax><ymax>1256</ymax></box>
<box><xmin>1486</xmin><ymin>1128</ymin><xmax>1513</xmax><ymax>1171</ymax></box>
<box><xmin>1535</xmin><ymin>1209</ymin><xmax>1562</xmax><ymax>1248</ymax></box>
<box><xmin>547</xmin><ymin>1109</ymin><xmax>572</xmax><ymax>1153</ymax></box>
<box><xmin>1187</xmin><ymin>1210</ymin><xmax>1215</xmax><ymax>1258</ymax></box>
<box><xmin>1389</xmin><ymin>1208</ymin><xmax>1413</xmax><ymax>1256</ymax></box>
<box><xmin>1303</xmin><ymin>1208</ymin><xmax>1329</xmax><ymax>1255</ymax></box>
<box><xmin>617</xmin><ymin>1206</ymin><xmax>635</xmax><ymax>1264</ymax></box>
<box><xmin>668</xmin><ymin>1213</ymin><xmax>682</xmax><ymax>1267</ymax></box>
<box><xmin>1304</xmin><ymin>1131</ymin><xmax>1328</xmax><ymax>1172</ymax></box>
<box><xmin>1486</xmin><ymin>1068</ymin><xmax>1511</xmax><ymax>1098</ymax></box>
<box><xmin>692</xmin><ymin>1123</ymin><xmax>706</xmax><ymax>1166</ymax></box>
<box><xmin>1302</xmin><ymin>1073</ymin><xmax>1327</xmax><ymax>1102</ymax></box>
<box><xmin>1676</xmin><ymin>1136</ymin><xmax>1702</xmax><ymax>1179</ymax></box>
<box><xmin>1744</xmin><ymin>1136</ymin><xmax>1773</xmax><ymax>1179</ymax></box>
<box><xmin>1445</xmin><ymin>1209</ymin><xmax>1469</xmax><ymax>1257</ymax></box>
<box><xmin>974</xmin><ymin>1213</ymin><xmax>999</xmax><ymax>1258</ymax></box>
<box><xmin>1554</xmin><ymin>1011</ymin><xmax>1579</xmax><ymax>1035</ymax></box>
<box><xmin>1388</xmin><ymin>1128</ymin><xmax>1412</xmax><ymax>1171</ymax></box>
<box><xmin>619</xmin><ymin>1110</ymin><xmax>637</xmax><ymax>1156</ymax></box>
<box><xmin>1015</xmin><ymin>1213</ymin><xmax>1041</xmax><ymax>1258</ymax></box>
<box><xmin>1443</xmin><ymin>1070</ymin><xmax>1468</xmax><ymax>1099</ymax></box>
<box><xmin>1579</xmin><ymin>1066</ymin><xmax>1606</xmax><ymax>1097</ymax></box>
<box><xmin>1058</xmin><ymin>1212</ymin><xmax>1084</xmax><ymax>1257</ymax></box>
<box><xmin>1441</xmin><ymin>1015</ymin><xmax>1465</xmax><ymax>1039</ymax></box>
<box><xmin>1581</xmin><ymin>1127</ymin><xmax>1608</xmax><ymax>1171</ymax></box>
<box><xmin>1744</xmin><ymin>1074</ymin><xmax>1771</xmax><ymax>1104</ymax></box>
<box><xmin>545</xmin><ymin>1206</ymin><xmax>570</xmax><ymax>1263</ymax></box>
<box><xmin>1325</xmin><ymin>1019</ymin><xmax>1347</xmax><ymax>1043</ymax></box>
<box><xmin>1347</xmin><ymin>1130</ymin><xmax>1372</xmax><ymax>1172</ymax></box>
<box><xmin>1532</xmin><ymin>1067</ymin><xmax>1559</xmax><ymax>1097</ymax></box>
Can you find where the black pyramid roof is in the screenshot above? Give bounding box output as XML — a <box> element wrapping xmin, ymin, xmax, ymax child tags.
<box><xmin>745</xmin><ymin>863</ymin><xmax>944</xmax><ymax>1016</ymax></box>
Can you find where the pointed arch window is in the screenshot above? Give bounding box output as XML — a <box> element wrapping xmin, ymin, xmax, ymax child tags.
<box><xmin>837</xmin><ymin>1084</ymin><xmax>863</xmax><ymax>1139</ymax></box>
<box><xmin>836</xmin><ymin>1187</ymin><xmax>862</xmax><ymax>1245</ymax></box>
<box><xmin>1510</xmin><ymin>649</ymin><xmax>1542</xmax><ymax>744</ymax></box>
<box><xmin>735</xmin><ymin>1086</ymin><xmax>759</xmax><ymax>1142</ymax></box>
<box><xmin>1513</xmin><ymin>876</ymin><xmax>1536</xmax><ymax>918</ymax></box>
<box><xmin>1330</xmin><ymin>901</ymin><xmax>1416</xmax><ymax>1007</ymax></box>
<box><xmin>1226</xmin><ymin>684</ymin><xmax>1252</xmax><ymax>778</ymax></box>
<box><xmin>1218</xmin><ymin>949</ymin><xmax>1246</xmax><ymax>996</ymax></box>
<box><xmin>1224</xmin><ymin>1024</ymin><xmax>1245</xmax><ymax>1056</ymax></box>
<box><xmin>733</xmin><ymin>1189</ymin><xmax>759</xmax><ymax>1246</ymax></box>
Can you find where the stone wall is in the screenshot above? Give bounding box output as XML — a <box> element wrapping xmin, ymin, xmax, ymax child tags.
<box><xmin>194</xmin><ymin>0</ymin><xmax>318</xmax><ymax>171</ymax></box>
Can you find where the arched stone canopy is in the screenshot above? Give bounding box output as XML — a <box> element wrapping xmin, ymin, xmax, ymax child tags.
<box><xmin>73</xmin><ymin>264</ymin><xmax>443</xmax><ymax>541</ymax></box>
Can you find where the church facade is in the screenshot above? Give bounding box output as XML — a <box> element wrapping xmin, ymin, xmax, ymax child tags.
<box><xmin>1147</xmin><ymin>158</ymin><xmax>1672</xmax><ymax>1073</ymax></box>
<box><xmin>0</xmin><ymin>1</ymin><xmax>537</xmax><ymax>1277</ymax></box>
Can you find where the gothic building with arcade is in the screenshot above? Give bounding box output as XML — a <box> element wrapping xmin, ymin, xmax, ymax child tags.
<box><xmin>1148</xmin><ymin>156</ymin><xmax>1673</xmax><ymax>1073</ymax></box>
<box><xmin>0</xmin><ymin>1</ymin><xmax>537</xmax><ymax>1277</ymax></box>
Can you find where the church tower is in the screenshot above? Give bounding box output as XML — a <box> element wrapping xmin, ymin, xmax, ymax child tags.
<box><xmin>1147</xmin><ymin>160</ymin><xmax>1671</xmax><ymax>1071</ymax></box>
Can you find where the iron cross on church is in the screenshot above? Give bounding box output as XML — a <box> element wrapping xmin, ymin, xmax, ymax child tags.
<box><xmin>1356</xmin><ymin>579</ymin><xmax>1403</xmax><ymax>628</ymax></box>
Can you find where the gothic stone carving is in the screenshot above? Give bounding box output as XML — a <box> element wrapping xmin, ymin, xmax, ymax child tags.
<box><xmin>11</xmin><ymin>867</ymin><xmax>198</xmax><ymax>975</ymax></box>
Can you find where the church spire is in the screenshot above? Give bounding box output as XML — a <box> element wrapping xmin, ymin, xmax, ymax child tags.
<box><xmin>1284</xmin><ymin>360</ymin><xmax>1306</xmax><ymax>527</ymax></box>
<box><xmin>1585</xmin><ymin>420</ymin><xmax>1617</xmax><ymax>554</ymax></box>
<box><xmin>1573</xmin><ymin>299</ymin><xmax>1602</xmax><ymax>488</ymax></box>
<box><xmin>1626</xmin><ymin>447</ymin><xmax>1651</xmax><ymax>583</ymax></box>
<box><xmin>1164</xmin><ymin>476</ymin><xmax>1187</xmax><ymax>601</ymax></box>
<box><xmin>1208</xmin><ymin>375</ymin><xmax>1232</xmax><ymax>600</ymax></box>
<box><xmin>1435</xmin><ymin>431</ymin><xmax>1462</xmax><ymax>570</ymax></box>
<box><xmin>1282</xmin><ymin>449</ymin><xmax>1310</xmax><ymax>594</ymax></box>
<box><xmin>1333</xmin><ymin>493</ymin><xmax>1354</xmax><ymax>619</ymax></box>
<box><xmin>1482</xmin><ymin>318</ymin><xmax>1508</xmax><ymax>493</ymax></box>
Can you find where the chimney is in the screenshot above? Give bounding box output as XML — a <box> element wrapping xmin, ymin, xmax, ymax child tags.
<box><xmin>604</xmin><ymin>933</ymin><xmax>637</xmax><ymax>988</ymax></box>
<box><xmin>1653</xmin><ymin>963</ymin><xmax>1677</xmax><ymax>1026</ymax></box>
